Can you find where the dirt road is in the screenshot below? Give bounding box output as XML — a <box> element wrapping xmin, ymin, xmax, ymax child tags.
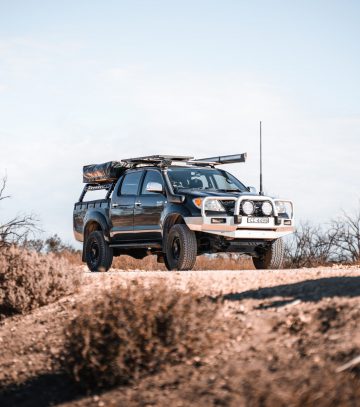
<box><xmin>1</xmin><ymin>266</ymin><xmax>360</xmax><ymax>406</ymax></box>
<box><xmin>86</xmin><ymin>265</ymin><xmax>360</xmax><ymax>299</ymax></box>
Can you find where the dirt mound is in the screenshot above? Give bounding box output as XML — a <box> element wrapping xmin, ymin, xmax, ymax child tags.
<box><xmin>0</xmin><ymin>267</ymin><xmax>360</xmax><ymax>407</ymax></box>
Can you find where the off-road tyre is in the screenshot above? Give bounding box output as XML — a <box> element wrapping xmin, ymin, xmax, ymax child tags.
<box><xmin>253</xmin><ymin>238</ymin><xmax>284</xmax><ymax>270</ymax></box>
<box><xmin>163</xmin><ymin>254</ymin><xmax>172</xmax><ymax>271</ymax></box>
<box><xmin>165</xmin><ymin>224</ymin><xmax>197</xmax><ymax>271</ymax></box>
<box><xmin>85</xmin><ymin>231</ymin><xmax>113</xmax><ymax>272</ymax></box>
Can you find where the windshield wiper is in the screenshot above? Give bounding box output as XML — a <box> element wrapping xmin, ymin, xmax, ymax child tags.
<box><xmin>216</xmin><ymin>188</ymin><xmax>241</xmax><ymax>192</ymax></box>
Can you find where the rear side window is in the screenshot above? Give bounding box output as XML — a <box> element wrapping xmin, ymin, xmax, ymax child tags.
<box><xmin>141</xmin><ymin>171</ymin><xmax>164</xmax><ymax>194</ymax></box>
<box><xmin>120</xmin><ymin>172</ymin><xmax>143</xmax><ymax>195</ymax></box>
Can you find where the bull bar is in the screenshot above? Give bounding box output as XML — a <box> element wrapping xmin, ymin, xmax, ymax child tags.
<box><xmin>184</xmin><ymin>196</ymin><xmax>294</xmax><ymax>240</ymax></box>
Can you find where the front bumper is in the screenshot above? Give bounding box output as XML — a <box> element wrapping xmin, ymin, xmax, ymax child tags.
<box><xmin>184</xmin><ymin>196</ymin><xmax>294</xmax><ymax>240</ymax></box>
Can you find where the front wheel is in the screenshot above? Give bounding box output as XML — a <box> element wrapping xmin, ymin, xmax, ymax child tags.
<box><xmin>253</xmin><ymin>238</ymin><xmax>284</xmax><ymax>270</ymax></box>
<box><xmin>84</xmin><ymin>231</ymin><xmax>113</xmax><ymax>272</ymax></box>
<box><xmin>165</xmin><ymin>224</ymin><xmax>197</xmax><ymax>271</ymax></box>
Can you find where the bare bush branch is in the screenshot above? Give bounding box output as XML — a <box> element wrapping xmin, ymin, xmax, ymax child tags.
<box><xmin>0</xmin><ymin>177</ymin><xmax>40</xmax><ymax>248</ymax></box>
<box><xmin>0</xmin><ymin>176</ymin><xmax>10</xmax><ymax>202</ymax></box>
<box><xmin>284</xmin><ymin>222</ymin><xmax>339</xmax><ymax>268</ymax></box>
<box><xmin>330</xmin><ymin>204</ymin><xmax>360</xmax><ymax>263</ymax></box>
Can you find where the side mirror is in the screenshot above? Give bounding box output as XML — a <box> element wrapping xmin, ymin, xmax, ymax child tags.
<box><xmin>146</xmin><ymin>182</ymin><xmax>163</xmax><ymax>193</ymax></box>
<box><xmin>248</xmin><ymin>186</ymin><xmax>257</xmax><ymax>194</ymax></box>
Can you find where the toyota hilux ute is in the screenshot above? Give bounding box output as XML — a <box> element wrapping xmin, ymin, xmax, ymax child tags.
<box><xmin>73</xmin><ymin>154</ymin><xmax>294</xmax><ymax>271</ymax></box>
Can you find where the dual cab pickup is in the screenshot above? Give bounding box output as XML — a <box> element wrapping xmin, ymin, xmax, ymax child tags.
<box><xmin>73</xmin><ymin>155</ymin><xmax>294</xmax><ymax>271</ymax></box>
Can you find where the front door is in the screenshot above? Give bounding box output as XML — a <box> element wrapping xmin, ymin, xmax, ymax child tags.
<box><xmin>133</xmin><ymin>169</ymin><xmax>166</xmax><ymax>241</ymax></box>
<box><xmin>110</xmin><ymin>170</ymin><xmax>144</xmax><ymax>241</ymax></box>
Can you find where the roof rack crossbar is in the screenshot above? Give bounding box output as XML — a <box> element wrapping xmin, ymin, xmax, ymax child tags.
<box><xmin>185</xmin><ymin>160</ymin><xmax>218</xmax><ymax>167</ymax></box>
<box><xmin>123</xmin><ymin>155</ymin><xmax>193</xmax><ymax>164</ymax></box>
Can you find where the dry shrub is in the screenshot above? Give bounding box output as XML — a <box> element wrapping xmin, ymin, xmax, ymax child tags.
<box><xmin>194</xmin><ymin>255</ymin><xmax>254</xmax><ymax>270</ymax></box>
<box><xmin>0</xmin><ymin>246</ymin><xmax>82</xmax><ymax>316</ymax></box>
<box><xmin>112</xmin><ymin>254</ymin><xmax>253</xmax><ymax>271</ymax></box>
<box><xmin>57</xmin><ymin>249</ymin><xmax>82</xmax><ymax>266</ymax></box>
<box><xmin>61</xmin><ymin>282</ymin><xmax>217</xmax><ymax>389</ymax></box>
<box><xmin>112</xmin><ymin>254</ymin><xmax>164</xmax><ymax>270</ymax></box>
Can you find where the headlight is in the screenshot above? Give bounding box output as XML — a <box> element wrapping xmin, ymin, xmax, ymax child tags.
<box><xmin>275</xmin><ymin>201</ymin><xmax>286</xmax><ymax>214</ymax></box>
<box><xmin>242</xmin><ymin>200</ymin><xmax>255</xmax><ymax>215</ymax></box>
<box><xmin>193</xmin><ymin>198</ymin><xmax>225</xmax><ymax>212</ymax></box>
<box><xmin>261</xmin><ymin>201</ymin><xmax>273</xmax><ymax>216</ymax></box>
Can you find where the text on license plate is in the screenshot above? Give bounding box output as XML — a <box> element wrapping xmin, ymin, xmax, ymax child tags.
<box><xmin>247</xmin><ymin>217</ymin><xmax>269</xmax><ymax>224</ymax></box>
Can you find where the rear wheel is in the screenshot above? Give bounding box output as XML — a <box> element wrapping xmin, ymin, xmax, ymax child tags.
<box><xmin>253</xmin><ymin>238</ymin><xmax>284</xmax><ymax>270</ymax></box>
<box><xmin>165</xmin><ymin>224</ymin><xmax>197</xmax><ymax>271</ymax></box>
<box><xmin>85</xmin><ymin>231</ymin><xmax>113</xmax><ymax>272</ymax></box>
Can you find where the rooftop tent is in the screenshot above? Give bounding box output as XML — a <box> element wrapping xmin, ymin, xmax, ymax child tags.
<box><xmin>83</xmin><ymin>161</ymin><xmax>128</xmax><ymax>184</ymax></box>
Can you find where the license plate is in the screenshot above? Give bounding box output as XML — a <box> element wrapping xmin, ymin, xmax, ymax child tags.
<box><xmin>247</xmin><ymin>217</ymin><xmax>269</xmax><ymax>224</ymax></box>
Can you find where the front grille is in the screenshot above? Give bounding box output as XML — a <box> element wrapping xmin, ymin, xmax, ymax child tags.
<box><xmin>220</xmin><ymin>200</ymin><xmax>273</xmax><ymax>217</ymax></box>
<box><xmin>253</xmin><ymin>201</ymin><xmax>265</xmax><ymax>216</ymax></box>
<box><xmin>220</xmin><ymin>200</ymin><xmax>235</xmax><ymax>215</ymax></box>
<box><xmin>245</xmin><ymin>200</ymin><xmax>273</xmax><ymax>217</ymax></box>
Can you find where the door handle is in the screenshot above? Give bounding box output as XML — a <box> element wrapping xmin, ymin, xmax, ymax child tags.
<box><xmin>112</xmin><ymin>203</ymin><xmax>119</xmax><ymax>208</ymax></box>
<box><xmin>135</xmin><ymin>201</ymin><xmax>142</xmax><ymax>207</ymax></box>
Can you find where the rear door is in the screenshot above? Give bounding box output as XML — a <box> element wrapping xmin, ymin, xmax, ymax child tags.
<box><xmin>110</xmin><ymin>170</ymin><xmax>144</xmax><ymax>241</ymax></box>
<box><xmin>133</xmin><ymin>169</ymin><xmax>166</xmax><ymax>241</ymax></box>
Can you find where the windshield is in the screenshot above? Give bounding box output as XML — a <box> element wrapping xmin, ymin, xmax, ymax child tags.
<box><xmin>167</xmin><ymin>167</ymin><xmax>248</xmax><ymax>192</ymax></box>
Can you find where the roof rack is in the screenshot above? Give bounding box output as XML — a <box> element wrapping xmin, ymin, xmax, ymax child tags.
<box><xmin>82</xmin><ymin>154</ymin><xmax>248</xmax><ymax>185</ymax></box>
<box><xmin>123</xmin><ymin>155</ymin><xmax>194</xmax><ymax>166</ymax></box>
<box><xmin>122</xmin><ymin>154</ymin><xmax>247</xmax><ymax>167</ymax></box>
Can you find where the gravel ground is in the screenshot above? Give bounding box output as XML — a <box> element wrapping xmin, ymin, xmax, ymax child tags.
<box><xmin>85</xmin><ymin>265</ymin><xmax>360</xmax><ymax>299</ymax></box>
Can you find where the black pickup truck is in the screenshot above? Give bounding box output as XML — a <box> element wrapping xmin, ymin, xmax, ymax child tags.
<box><xmin>73</xmin><ymin>155</ymin><xmax>294</xmax><ymax>271</ymax></box>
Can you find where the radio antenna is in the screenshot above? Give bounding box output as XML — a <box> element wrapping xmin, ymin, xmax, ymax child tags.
<box><xmin>259</xmin><ymin>121</ymin><xmax>264</xmax><ymax>195</ymax></box>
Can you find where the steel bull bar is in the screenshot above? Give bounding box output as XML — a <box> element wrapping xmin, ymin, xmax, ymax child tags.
<box><xmin>184</xmin><ymin>196</ymin><xmax>294</xmax><ymax>240</ymax></box>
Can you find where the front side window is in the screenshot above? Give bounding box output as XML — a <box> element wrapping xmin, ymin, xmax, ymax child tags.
<box><xmin>141</xmin><ymin>170</ymin><xmax>164</xmax><ymax>194</ymax></box>
<box><xmin>167</xmin><ymin>168</ymin><xmax>247</xmax><ymax>192</ymax></box>
<box><xmin>120</xmin><ymin>171</ymin><xmax>143</xmax><ymax>195</ymax></box>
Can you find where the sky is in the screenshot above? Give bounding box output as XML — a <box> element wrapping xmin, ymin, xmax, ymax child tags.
<box><xmin>0</xmin><ymin>0</ymin><xmax>359</xmax><ymax>244</ymax></box>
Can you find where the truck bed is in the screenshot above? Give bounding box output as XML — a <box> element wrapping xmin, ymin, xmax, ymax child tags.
<box><xmin>74</xmin><ymin>198</ymin><xmax>110</xmax><ymax>211</ymax></box>
<box><xmin>73</xmin><ymin>199</ymin><xmax>110</xmax><ymax>242</ymax></box>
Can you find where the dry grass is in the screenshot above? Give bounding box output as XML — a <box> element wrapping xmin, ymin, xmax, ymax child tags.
<box><xmin>57</xmin><ymin>249</ymin><xmax>82</xmax><ymax>266</ymax></box>
<box><xmin>111</xmin><ymin>254</ymin><xmax>164</xmax><ymax>270</ymax></box>
<box><xmin>194</xmin><ymin>255</ymin><xmax>254</xmax><ymax>270</ymax></box>
<box><xmin>0</xmin><ymin>246</ymin><xmax>82</xmax><ymax>316</ymax></box>
<box><xmin>111</xmin><ymin>254</ymin><xmax>254</xmax><ymax>271</ymax></box>
<box><xmin>60</xmin><ymin>282</ymin><xmax>218</xmax><ymax>389</ymax></box>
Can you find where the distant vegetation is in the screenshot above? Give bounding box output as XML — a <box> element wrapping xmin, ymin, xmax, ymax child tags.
<box><xmin>0</xmin><ymin>176</ymin><xmax>38</xmax><ymax>248</ymax></box>
<box><xmin>285</xmin><ymin>205</ymin><xmax>360</xmax><ymax>268</ymax></box>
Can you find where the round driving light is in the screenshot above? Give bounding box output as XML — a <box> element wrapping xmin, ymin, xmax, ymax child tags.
<box><xmin>242</xmin><ymin>200</ymin><xmax>255</xmax><ymax>215</ymax></box>
<box><xmin>261</xmin><ymin>201</ymin><xmax>273</xmax><ymax>216</ymax></box>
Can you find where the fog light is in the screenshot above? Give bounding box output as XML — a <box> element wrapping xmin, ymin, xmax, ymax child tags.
<box><xmin>242</xmin><ymin>200</ymin><xmax>255</xmax><ymax>215</ymax></box>
<box><xmin>211</xmin><ymin>218</ymin><xmax>226</xmax><ymax>224</ymax></box>
<box><xmin>284</xmin><ymin>220</ymin><xmax>292</xmax><ymax>225</ymax></box>
<box><xmin>261</xmin><ymin>201</ymin><xmax>273</xmax><ymax>216</ymax></box>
